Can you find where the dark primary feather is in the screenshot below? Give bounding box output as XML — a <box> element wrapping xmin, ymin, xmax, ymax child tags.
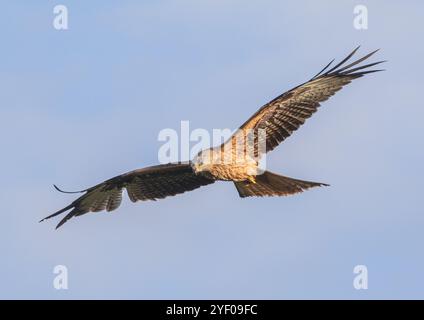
<box><xmin>235</xmin><ymin>47</ymin><xmax>385</xmax><ymax>155</ymax></box>
<box><xmin>41</xmin><ymin>163</ymin><xmax>214</xmax><ymax>229</ymax></box>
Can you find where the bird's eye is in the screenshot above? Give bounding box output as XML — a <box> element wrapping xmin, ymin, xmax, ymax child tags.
<box><xmin>195</xmin><ymin>156</ymin><xmax>203</xmax><ymax>165</ymax></box>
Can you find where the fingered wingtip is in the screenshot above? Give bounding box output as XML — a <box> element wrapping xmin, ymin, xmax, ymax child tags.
<box><xmin>354</xmin><ymin>46</ymin><xmax>380</xmax><ymax>54</ymax></box>
<box><xmin>349</xmin><ymin>46</ymin><xmax>361</xmax><ymax>57</ymax></box>
<box><xmin>55</xmin><ymin>218</ymin><xmax>69</xmax><ymax>230</ymax></box>
<box><xmin>53</xmin><ymin>184</ymin><xmax>87</xmax><ymax>194</ymax></box>
<box><xmin>53</xmin><ymin>184</ymin><xmax>66</xmax><ymax>193</ymax></box>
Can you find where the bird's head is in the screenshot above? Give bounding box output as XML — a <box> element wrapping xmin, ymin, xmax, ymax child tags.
<box><xmin>191</xmin><ymin>149</ymin><xmax>215</xmax><ymax>174</ymax></box>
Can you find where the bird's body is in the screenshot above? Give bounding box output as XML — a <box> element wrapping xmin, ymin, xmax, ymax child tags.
<box><xmin>196</xmin><ymin>162</ymin><xmax>259</xmax><ymax>181</ymax></box>
<box><xmin>191</xmin><ymin>145</ymin><xmax>260</xmax><ymax>181</ymax></box>
<box><xmin>41</xmin><ymin>47</ymin><xmax>385</xmax><ymax>229</ymax></box>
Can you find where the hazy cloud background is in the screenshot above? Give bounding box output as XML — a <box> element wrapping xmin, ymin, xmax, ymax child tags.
<box><xmin>0</xmin><ymin>0</ymin><xmax>423</xmax><ymax>298</ymax></box>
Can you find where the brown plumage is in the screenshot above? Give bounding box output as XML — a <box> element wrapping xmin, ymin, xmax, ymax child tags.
<box><xmin>42</xmin><ymin>47</ymin><xmax>384</xmax><ymax>228</ymax></box>
<box><xmin>41</xmin><ymin>163</ymin><xmax>214</xmax><ymax>229</ymax></box>
<box><xmin>237</xmin><ymin>47</ymin><xmax>384</xmax><ymax>155</ymax></box>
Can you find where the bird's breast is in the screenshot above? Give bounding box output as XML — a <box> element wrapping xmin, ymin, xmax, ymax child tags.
<box><xmin>206</xmin><ymin>163</ymin><xmax>258</xmax><ymax>181</ymax></box>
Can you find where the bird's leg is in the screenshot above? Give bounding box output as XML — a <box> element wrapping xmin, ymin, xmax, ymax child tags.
<box><xmin>247</xmin><ymin>176</ymin><xmax>256</xmax><ymax>184</ymax></box>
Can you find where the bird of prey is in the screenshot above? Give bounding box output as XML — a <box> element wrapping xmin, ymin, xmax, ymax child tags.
<box><xmin>41</xmin><ymin>47</ymin><xmax>384</xmax><ymax>229</ymax></box>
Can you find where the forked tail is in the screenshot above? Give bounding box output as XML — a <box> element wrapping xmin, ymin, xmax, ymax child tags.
<box><xmin>234</xmin><ymin>171</ymin><xmax>328</xmax><ymax>198</ymax></box>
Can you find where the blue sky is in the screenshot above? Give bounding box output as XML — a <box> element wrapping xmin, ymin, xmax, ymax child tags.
<box><xmin>1</xmin><ymin>0</ymin><xmax>423</xmax><ymax>299</ymax></box>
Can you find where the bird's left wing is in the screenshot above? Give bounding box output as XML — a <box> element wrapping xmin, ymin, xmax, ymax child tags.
<box><xmin>41</xmin><ymin>162</ymin><xmax>214</xmax><ymax>229</ymax></box>
<box><xmin>233</xmin><ymin>47</ymin><xmax>385</xmax><ymax>157</ymax></box>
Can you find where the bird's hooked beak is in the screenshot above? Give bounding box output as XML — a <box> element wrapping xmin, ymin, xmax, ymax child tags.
<box><xmin>191</xmin><ymin>155</ymin><xmax>203</xmax><ymax>174</ymax></box>
<box><xmin>193</xmin><ymin>162</ymin><xmax>201</xmax><ymax>173</ymax></box>
<box><xmin>192</xmin><ymin>153</ymin><xmax>212</xmax><ymax>174</ymax></box>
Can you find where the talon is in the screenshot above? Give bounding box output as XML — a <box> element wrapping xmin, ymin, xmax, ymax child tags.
<box><xmin>248</xmin><ymin>176</ymin><xmax>256</xmax><ymax>184</ymax></box>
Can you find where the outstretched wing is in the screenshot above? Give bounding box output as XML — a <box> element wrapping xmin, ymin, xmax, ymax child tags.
<box><xmin>234</xmin><ymin>47</ymin><xmax>385</xmax><ymax>156</ymax></box>
<box><xmin>41</xmin><ymin>163</ymin><xmax>214</xmax><ymax>229</ymax></box>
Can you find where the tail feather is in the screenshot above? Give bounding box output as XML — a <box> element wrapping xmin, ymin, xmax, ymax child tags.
<box><xmin>234</xmin><ymin>171</ymin><xmax>328</xmax><ymax>198</ymax></box>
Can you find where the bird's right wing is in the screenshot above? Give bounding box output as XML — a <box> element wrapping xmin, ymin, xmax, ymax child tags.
<box><xmin>229</xmin><ymin>47</ymin><xmax>385</xmax><ymax>158</ymax></box>
<box><xmin>41</xmin><ymin>163</ymin><xmax>214</xmax><ymax>229</ymax></box>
